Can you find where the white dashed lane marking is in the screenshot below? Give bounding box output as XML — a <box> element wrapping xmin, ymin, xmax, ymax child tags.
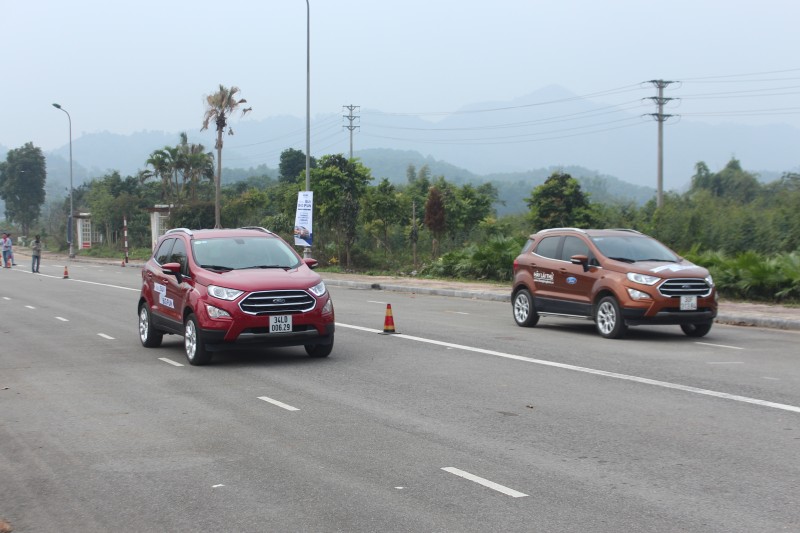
<box><xmin>441</xmin><ymin>467</ymin><xmax>528</xmax><ymax>498</ymax></box>
<box><xmin>98</xmin><ymin>333</ymin><xmax>115</xmax><ymax>340</ymax></box>
<box><xmin>159</xmin><ymin>357</ymin><xmax>184</xmax><ymax>367</ymax></box>
<box><xmin>258</xmin><ymin>396</ymin><xmax>300</xmax><ymax>411</ymax></box>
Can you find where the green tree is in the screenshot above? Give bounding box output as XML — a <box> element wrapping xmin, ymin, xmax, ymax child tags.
<box><xmin>362</xmin><ymin>178</ymin><xmax>402</xmax><ymax>255</ymax></box>
<box><xmin>525</xmin><ymin>171</ymin><xmax>593</xmax><ymax>229</ymax></box>
<box><xmin>279</xmin><ymin>148</ymin><xmax>316</xmax><ymax>184</ymax></box>
<box><xmin>201</xmin><ymin>85</ymin><xmax>251</xmax><ymax>228</ymax></box>
<box><xmin>312</xmin><ymin>155</ymin><xmax>372</xmax><ymax>267</ymax></box>
<box><xmin>0</xmin><ymin>142</ymin><xmax>47</xmax><ymax>234</ymax></box>
<box><xmin>424</xmin><ymin>185</ymin><xmax>446</xmax><ymax>257</ymax></box>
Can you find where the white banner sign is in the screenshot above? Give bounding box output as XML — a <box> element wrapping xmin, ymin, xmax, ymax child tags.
<box><xmin>294</xmin><ymin>191</ymin><xmax>313</xmax><ymax>247</ymax></box>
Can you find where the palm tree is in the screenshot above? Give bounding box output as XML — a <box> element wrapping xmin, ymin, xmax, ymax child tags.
<box><xmin>201</xmin><ymin>85</ymin><xmax>251</xmax><ymax>228</ymax></box>
<box><xmin>180</xmin><ymin>138</ymin><xmax>214</xmax><ymax>202</ymax></box>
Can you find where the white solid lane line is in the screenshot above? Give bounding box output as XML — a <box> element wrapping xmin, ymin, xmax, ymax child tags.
<box><xmin>336</xmin><ymin>323</ymin><xmax>800</xmax><ymax>414</ymax></box>
<box><xmin>258</xmin><ymin>396</ymin><xmax>300</xmax><ymax>411</ymax></box>
<box><xmin>159</xmin><ymin>357</ymin><xmax>184</xmax><ymax>367</ymax></box>
<box><xmin>441</xmin><ymin>467</ymin><xmax>528</xmax><ymax>498</ymax></box>
<box><xmin>696</xmin><ymin>342</ymin><xmax>744</xmax><ymax>350</ymax></box>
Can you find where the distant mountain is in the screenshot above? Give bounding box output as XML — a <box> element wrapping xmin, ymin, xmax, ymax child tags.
<box><xmin>4</xmin><ymin>84</ymin><xmax>798</xmax><ymax>216</ymax></box>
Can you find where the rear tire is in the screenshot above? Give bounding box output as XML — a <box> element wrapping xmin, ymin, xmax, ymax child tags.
<box><xmin>681</xmin><ymin>322</ymin><xmax>712</xmax><ymax>337</ymax></box>
<box><xmin>513</xmin><ymin>288</ymin><xmax>540</xmax><ymax>327</ymax></box>
<box><xmin>184</xmin><ymin>313</ymin><xmax>212</xmax><ymax>365</ymax></box>
<box><xmin>595</xmin><ymin>296</ymin><xmax>627</xmax><ymax>339</ymax></box>
<box><xmin>138</xmin><ymin>304</ymin><xmax>163</xmax><ymax>348</ymax></box>
<box><xmin>305</xmin><ymin>336</ymin><xmax>334</xmax><ymax>358</ymax></box>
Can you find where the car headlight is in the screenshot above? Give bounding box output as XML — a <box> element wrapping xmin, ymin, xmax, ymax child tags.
<box><xmin>308</xmin><ymin>281</ymin><xmax>327</xmax><ymax>297</ymax></box>
<box><xmin>627</xmin><ymin>272</ymin><xmax>661</xmax><ymax>286</ymax></box>
<box><xmin>207</xmin><ymin>285</ymin><xmax>244</xmax><ymax>301</ymax></box>
<box><xmin>705</xmin><ymin>275</ymin><xmax>715</xmax><ymax>287</ymax></box>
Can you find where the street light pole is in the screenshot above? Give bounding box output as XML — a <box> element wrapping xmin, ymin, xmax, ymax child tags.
<box><xmin>52</xmin><ymin>103</ymin><xmax>75</xmax><ymax>258</ymax></box>
<box><xmin>304</xmin><ymin>0</ymin><xmax>312</xmax><ymax>259</ymax></box>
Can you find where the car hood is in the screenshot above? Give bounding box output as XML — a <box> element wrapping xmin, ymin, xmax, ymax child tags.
<box><xmin>194</xmin><ymin>266</ymin><xmax>322</xmax><ymax>292</ymax></box>
<box><xmin>627</xmin><ymin>260</ymin><xmax>710</xmax><ymax>278</ymax></box>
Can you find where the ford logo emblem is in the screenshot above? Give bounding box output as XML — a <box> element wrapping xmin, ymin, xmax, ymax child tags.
<box><xmin>272</xmin><ymin>298</ymin><xmax>286</xmax><ymax>304</ymax></box>
<box><xmin>566</xmin><ymin>276</ymin><xmax>577</xmax><ymax>285</ymax></box>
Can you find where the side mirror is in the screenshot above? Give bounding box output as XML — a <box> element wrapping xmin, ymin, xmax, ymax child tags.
<box><xmin>570</xmin><ymin>254</ymin><xmax>590</xmax><ymax>272</ymax></box>
<box><xmin>303</xmin><ymin>257</ymin><xmax>319</xmax><ymax>270</ymax></box>
<box><xmin>162</xmin><ymin>262</ymin><xmax>183</xmax><ymax>283</ymax></box>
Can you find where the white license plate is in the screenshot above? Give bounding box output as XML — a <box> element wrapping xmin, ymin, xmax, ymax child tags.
<box><xmin>269</xmin><ymin>315</ymin><xmax>292</xmax><ymax>333</ymax></box>
<box><xmin>680</xmin><ymin>296</ymin><xmax>697</xmax><ymax>311</ymax></box>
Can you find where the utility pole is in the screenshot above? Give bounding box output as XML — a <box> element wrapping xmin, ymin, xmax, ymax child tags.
<box><xmin>646</xmin><ymin>80</ymin><xmax>677</xmax><ymax>209</ymax></box>
<box><xmin>343</xmin><ymin>105</ymin><xmax>360</xmax><ymax>159</ymax></box>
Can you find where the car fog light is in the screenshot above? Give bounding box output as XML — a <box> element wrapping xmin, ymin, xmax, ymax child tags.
<box><xmin>627</xmin><ymin>288</ymin><xmax>652</xmax><ymax>301</ymax></box>
<box><xmin>206</xmin><ymin>304</ymin><xmax>231</xmax><ymax>319</ymax></box>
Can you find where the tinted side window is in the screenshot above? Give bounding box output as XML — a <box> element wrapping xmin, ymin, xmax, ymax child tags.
<box><xmin>154</xmin><ymin>238</ymin><xmax>175</xmax><ymax>265</ymax></box>
<box><xmin>534</xmin><ymin>236</ymin><xmax>561</xmax><ymax>259</ymax></box>
<box><xmin>169</xmin><ymin>238</ymin><xmax>189</xmax><ymax>275</ymax></box>
<box><xmin>561</xmin><ymin>236</ymin><xmax>590</xmax><ymax>261</ymax></box>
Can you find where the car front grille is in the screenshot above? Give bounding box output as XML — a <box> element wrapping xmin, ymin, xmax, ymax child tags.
<box><xmin>239</xmin><ymin>290</ymin><xmax>316</xmax><ymax>315</ymax></box>
<box><xmin>658</xmin><ymin>278</ymin><xmax>712</xmax><ymax>297</ymax></box>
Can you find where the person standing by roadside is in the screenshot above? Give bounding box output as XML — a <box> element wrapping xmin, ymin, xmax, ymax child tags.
<box><xmin>31</xmin><ymin>235</ymin><xmax>42</xmax><ymax>273</ymax></box>
<box><xmin>1</xmin><ymin>232</ymin><xmax>11</xmax><ymax>268</ymax></box>
<box><xmin>9</xmin><ymin>234</ymin><xmax>16</xmax><ymax>265</ymax></box>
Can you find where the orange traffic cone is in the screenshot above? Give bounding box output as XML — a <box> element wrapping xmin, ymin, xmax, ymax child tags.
<box><xmin>63</xmin><ymin>266</ymin><xmax>69</xmax><ymax>279</ymax></box>
<box><xmin>380</xmin><ymin>303</ymin><xmax>398</xmax><ymax>334</ymax></box>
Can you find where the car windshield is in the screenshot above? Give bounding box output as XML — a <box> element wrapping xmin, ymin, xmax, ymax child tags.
<box><xmin>590</xmin><ymin>235</ymin><xmax>679</xmax><ymax>263</ymax></box>
<box><xmin>192</xmin><ymin>236</ymin><xmax>302</xmax><ymax>271</ymax></box>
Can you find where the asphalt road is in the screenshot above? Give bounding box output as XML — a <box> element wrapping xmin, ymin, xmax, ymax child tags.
<box><xmin>1</xmin><ymin>261</ymin><xmax>798</xmax><ymax>532</ymax></box>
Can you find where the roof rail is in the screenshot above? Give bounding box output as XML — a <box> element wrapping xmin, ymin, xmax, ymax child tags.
<box><xmin>240</xmin><ymin>226</ymin><xmax>275</xmax><ymax>235</ymax></box>
<box><xmin>536</xmin><ymin>227</ymin><xmax>588</xmax><ymax>234</ymax></box>
<box><xmin>605</xmin><ymin>228</ymin><xmax>642</xmax><ymax>234</ymax></box>
<box><xmin>165</xmin><ymin>228</ymin><xmax>194</xmax><ymax>236</ymax></box>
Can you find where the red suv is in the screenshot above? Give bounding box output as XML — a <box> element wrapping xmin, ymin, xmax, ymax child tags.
<box><xmin>512</xmin><ymin>228</ymin><xmax>717</xmax><ymax>339</ymax></box>
<box><xmin>138</xmin><ymin>227</ymin><xmax>335</xmax><ymax>364</ymax></box>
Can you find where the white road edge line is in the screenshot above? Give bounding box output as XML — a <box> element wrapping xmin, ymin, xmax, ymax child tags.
<box><xmin>98</xmin><ymin>333</ymin><xmax>115</xmax><ymax>340</ymax></box>
<box><xmin>336</xmin><ymin>323</ymin><xmax>800</xmax><ymax>414</ymax></box>
<box><xmin>158</xmin><ymin>357</ymin><xmax>184</xmax><ymax>367</ymax></box>
<box><xmin>442</xmin><ymin>467</ymin><xmax>528</xmax><ymax>498</ymax></box>
<box><xmin>258</xmin><ymin>396</ymin><xmax>300</xmax><ymax>411</ymax></box>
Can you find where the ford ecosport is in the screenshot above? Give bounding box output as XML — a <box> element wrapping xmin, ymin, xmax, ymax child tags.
<box><xmin>138</xmin><ymin>227</ymin><xmax>335</xmax><ymax>364</ymax></box>
<box><xmin>512</xmin><ymin>228</ymin><xmax>717</xmax><ymax>339</ymax></box>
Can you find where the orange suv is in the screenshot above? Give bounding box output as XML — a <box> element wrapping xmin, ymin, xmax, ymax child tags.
<box><xmin>512</xmin><ymin>228</ymin><xmax>717</xmax><ymax>339</ymax></box>
<box><xmin>138</xmin><ymin>227</ymin><xmax>335</xmax><ymax>364</ymax></box>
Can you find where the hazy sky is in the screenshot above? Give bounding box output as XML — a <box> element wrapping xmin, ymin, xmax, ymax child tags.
<box><xmin>3</xmin><ymin>0</ymin><xmax>800</xmax><ymax>159</ymax></box>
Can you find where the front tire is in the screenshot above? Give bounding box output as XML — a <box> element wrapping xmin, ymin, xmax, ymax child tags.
<box><xmin>305</xmin><ymin>336</ymin><xmax>334</xmax><ymax>358</ymax></box>
<box><xmin>138</xmin><ymin>304</ymin><xmax>163</xmax><ymax>348</ymax></box>
<box><xmin>184</xmin><ymin>313</ymin><xmax>212</xmax><ymax>365</ymax></box>
<box><xmin>595</xmin><ymin>296</ymin><xmax>627</xmax><ymax>339</ymax></box>
<box><xmin>681</xmin><ymin>322</ymin><xmax>712</xmax><ymax>337</ymax></box>
<box><xmin>513</xmin><ymin>288</ymin><xmax>540</xmax><ymax>327</ymax></box>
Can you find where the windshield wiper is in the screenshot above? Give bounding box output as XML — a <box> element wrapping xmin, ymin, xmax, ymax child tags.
<box><xmin>241</xmin><ymin>265</ymin><xmax>291</xmax><ymax>270</ymax></box>
<box><xmin>607</xmin><ymin>256</ymin><xmax>636</xmax><ymax>263</ymax></box>
<box><xmin>639</xmin><ymin>258</ymin><xmax>677</xmax><ymax>262</ymax></box>
<box><xmin>200</xmin><ymin>264</ymin><xmax>233</xmax><ymax>272</ymax></box>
